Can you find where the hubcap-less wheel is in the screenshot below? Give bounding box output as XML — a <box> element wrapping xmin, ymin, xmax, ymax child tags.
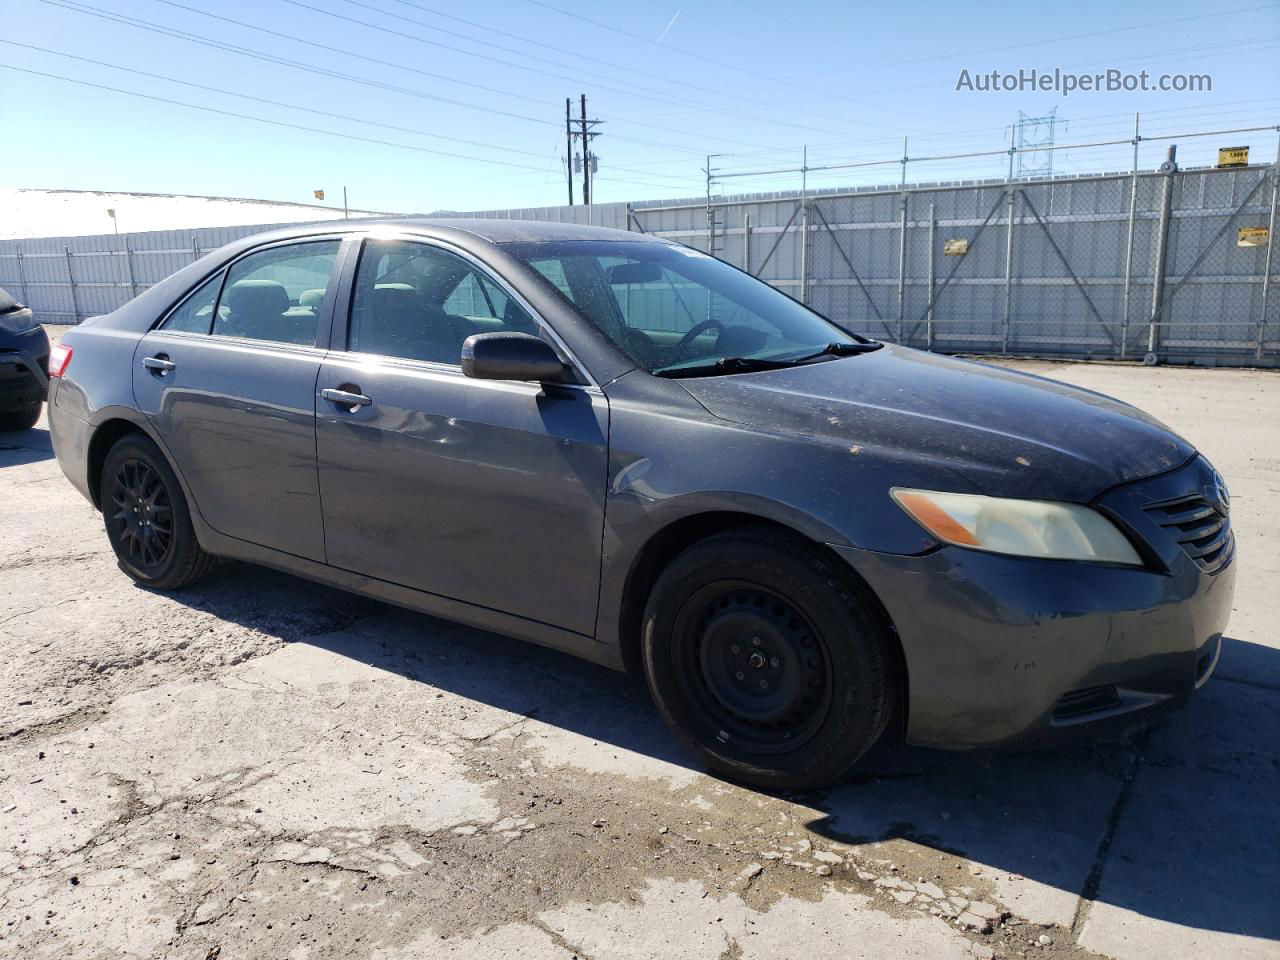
<box><xmin>108</xmin><ymin>458</ymin><xmax>174</xmax><ymax>571</ymax></box>
<box><xmin>674</xmin><ymin>582</ymin><xmax>832</xmax><ymax>756</ymax></box>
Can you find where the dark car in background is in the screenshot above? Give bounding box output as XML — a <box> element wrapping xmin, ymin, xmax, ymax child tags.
<box><xmin>0</xmin><ymin>286</ymin><xmax>49</xmax><ymax>431</ymax></box>
<box><xmin>44</xmin><ymin>220</ymin><xmax>1235</xmax><ymax>788</ymax></box>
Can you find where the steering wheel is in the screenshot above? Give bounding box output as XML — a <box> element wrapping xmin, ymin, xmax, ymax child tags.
<box><xmin>676</xmin><ymin>318</ymin><xmax>725</xmax><ymax>357</ymax></box>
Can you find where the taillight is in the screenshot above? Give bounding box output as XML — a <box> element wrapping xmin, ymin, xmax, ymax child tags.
<box><xmin>48</xmin><ymin>344</ymin><xmax>73</xmax><ymax>378</ymax></box>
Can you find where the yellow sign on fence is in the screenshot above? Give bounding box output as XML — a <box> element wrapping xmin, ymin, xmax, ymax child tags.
<box><xmin>1238</xmin><ymin>226</ymin><xmax>1270</xmax><ymax>247</ymax></box>
<box><xmin>943</xmin><ymin>238</ymin><xmax>969</xmax><ymax>256</ymax></box>
<box><xmin>1217</xmin><ymin>146</ymin><xmax>1249</xmax><ymax>168</ymax></box>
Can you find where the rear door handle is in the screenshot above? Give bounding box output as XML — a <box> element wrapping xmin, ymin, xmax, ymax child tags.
<box><xmin>321</xmin><ymin>387</ymin><xmax>372</xmax><ymax>408</ymax></box>
<box><xmin>142</xmin><ymin>355</ymin><xmax>176</xmax><ymax>374</ymax></box>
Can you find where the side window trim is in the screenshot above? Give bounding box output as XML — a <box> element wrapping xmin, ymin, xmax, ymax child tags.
<box><xmin>337</xmin><ymin>234</ymin><xmax>598</xmax><ymax>388</ymax></box>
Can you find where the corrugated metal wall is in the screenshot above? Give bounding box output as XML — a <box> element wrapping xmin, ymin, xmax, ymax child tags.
<box><xmin>2</xmin><ymin>164</ymin><xmax>1276</xmax><ymax>365</ymax></box>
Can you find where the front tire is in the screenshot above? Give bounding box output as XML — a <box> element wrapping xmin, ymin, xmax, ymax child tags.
<box><xmin>0</xmin><ymin>401</ymin><xmax>41</xmax><ymax>432</ymax></box>
<box><xmin>100</xmin><ymin>433</ymin><xmax>216</xmax><ymax>590</ymax></box>
<box><xmin>641</xmin><ymin>528</ymin><xmax>896</xmax><ymax>790</ymax></box>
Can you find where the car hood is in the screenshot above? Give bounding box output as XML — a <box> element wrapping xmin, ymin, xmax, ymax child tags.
<box><xmin>676</xmin><ymin>344</ymin><xmax>1194</xmax><ymax>502</ymax></box>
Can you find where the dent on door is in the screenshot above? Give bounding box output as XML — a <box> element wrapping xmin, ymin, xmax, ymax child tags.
<box><xmin>315</xmin><ymin>357</ymin><xmax>609</xmax><ymax>635</ymax></box>
<box><xmin>132</xmin><ymin>332</ymin><xmax>328</xmax><ymax>561</ymax></box>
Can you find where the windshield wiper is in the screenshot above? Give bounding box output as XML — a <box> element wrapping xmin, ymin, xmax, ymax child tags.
<box><xmin>655</xmin><ymin>356</ymin><xmax>794</xmax><ymax>379</ymax></box>
<box><xmin>787</xmin><ymin>340</ymin><xmax>884</xmax><ymax>362</ymax></box>
<box><xmin>654</xmin><ymin>341</ymin><xmax>883</xmax><ymax>379</ymax></box>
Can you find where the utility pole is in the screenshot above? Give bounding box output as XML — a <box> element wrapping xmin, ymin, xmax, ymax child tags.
<box><xmin>565</xmin><ymin>98</ymin><xmax>575</xmax><ymax>205</ymax></box>
<box><xmin>580</xmin><ymin>94</ymin><xmax>592</xmax><ymax>205</ymax></box>
<box><xmin>565</xmin><ymin>94</ymin><xmax>602</xmax><ymax>205</ymax></box>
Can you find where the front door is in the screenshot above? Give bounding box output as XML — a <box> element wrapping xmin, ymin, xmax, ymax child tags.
<box><xmin>315</xmin><ymin>237</ymin><xmax>609</xmax><ymax>636</ymax></box>
<box><xmin>132</xmin><ymin>239</ymin><xmax>344</xmax><ymax>562</ymax></box>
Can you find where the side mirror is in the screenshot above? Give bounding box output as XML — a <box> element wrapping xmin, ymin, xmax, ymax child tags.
<box><xmin>461</xmin><ymin>332</ymin><xmax>570</xmax><ymax>383</ymax></box>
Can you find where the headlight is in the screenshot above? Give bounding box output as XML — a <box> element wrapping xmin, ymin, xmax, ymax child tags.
<box><xmin>0</xmin><ymin>310</ymin><xmax>37</xmax><ymax>336</ymax></box>
<box><xmin>891</xmin><ymin>488</ymin><xmax>1142</xmax><ymax>565</ymax></box>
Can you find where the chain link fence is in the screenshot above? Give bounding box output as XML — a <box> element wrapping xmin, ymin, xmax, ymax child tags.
<box><xmin>3</xmin><ymin>163</ymin><xmax>1278</xmax><ymax>365</ymax></box>
<box><xmin>632</xmin><ymin>163</ymin><xmax>1278</xmax><ymax>365</ymax></box>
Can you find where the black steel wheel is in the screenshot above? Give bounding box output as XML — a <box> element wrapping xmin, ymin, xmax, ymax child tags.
<box><xmin>673</xmin><ymin>582</ymin><xmax>833</xmax><ymax>756</ymax></box>
<box><xmin>642</xmin><ymin>528</ymin><xmax>896</xmax><ymax>789</ymax></box>
<box><xmin>100</xmin><ymin>433</ymin><xmax>217</xmax><ymax>589</ymax></box>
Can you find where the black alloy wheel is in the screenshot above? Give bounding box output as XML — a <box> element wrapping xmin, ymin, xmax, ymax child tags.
<box><xmin>108</xmin><ymin>458</ymin><xmax>174</xmax><ymax>571</ymax></box>
<box><xmin>100</xmin><ymin>433</ymin><xmax>217</xmax><ymax>590</ymax></box>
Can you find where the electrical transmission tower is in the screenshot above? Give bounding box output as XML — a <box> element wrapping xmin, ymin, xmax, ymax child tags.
<box><xmin>1014</xmin><ymin>108</ymin><xmax>1058</xmax><ymax>179</ymax></box>
<box><xmin>565</xmin><ymin>95</ymin><xmax>603</xmax><ymax>205</ymax></box>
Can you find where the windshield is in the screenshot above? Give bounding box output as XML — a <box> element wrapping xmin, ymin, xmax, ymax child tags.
<box><xmin>503</xmin><ymin>240</ymin><xmax>865</xmax><ymax>376</ymax></box>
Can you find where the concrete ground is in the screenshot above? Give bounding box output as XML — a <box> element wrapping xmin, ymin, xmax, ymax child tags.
<box><xmin>1</xmin><ymin>349</ymin><xmax>1277</xmax><ymax>960</ymax></box>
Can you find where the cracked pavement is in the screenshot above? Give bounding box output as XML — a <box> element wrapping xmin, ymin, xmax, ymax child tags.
<box><xmin>1</xmin><ymin>347</ymin><xmax>1278</xmax><ymax>959</ymax></box>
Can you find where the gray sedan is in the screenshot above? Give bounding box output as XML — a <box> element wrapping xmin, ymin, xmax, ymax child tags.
<box><xmin>46</xmin><ymin>220</ymin><xmax>1234</xmax><ymax>787</ymax></box>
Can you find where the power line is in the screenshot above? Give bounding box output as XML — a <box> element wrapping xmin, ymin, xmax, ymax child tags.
<box><xmin>340</xmin><ymin>0</ymin><xmax>924</xmax><ymax>137</ymax></box>
<box><xmin>41</xmin><ymin>0</ymin><xmax>556</xmax><ymax>120</ymax></box>
<box><xmin>0</xmin><ymin>39</ymin><xmax>554</xmax><ymax>160</ymax></box>
<box><xmin>37</xmin><ymin>0</ymin><xmax>737</xmax><ymax>156</ymax></box>
<box><xmin>42</xmin><ymin>0</ymin><xmax>798</xmax><ymax>156</ymax></box>
<box><xmin>518</xmin><ymin>0</ymin><xmax>958</xmax><ymax>127</ymax></box>
<box><xmin>281</xmin><ymin>0</ymin><xmax>855</xmax><ymax>143</ymax></box>
<box><xmin>0</xmin><ymin>63</ymin><xmax>558</xmax><ymax>173</ymax></box>
<box><xmin>793</xmin><ymin>2</ymin><xmax>1280</xmax><ymax>79</ymax></box>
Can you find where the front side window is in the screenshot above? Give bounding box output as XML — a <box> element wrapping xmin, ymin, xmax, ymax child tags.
<box><xmin>509</xmin><ymin>240</ymin><xmax>863</xmax><ymax>376</ymax></box>
<box><xmin>349</xmin><ymin>239</ymin><xmax>540</xmax><ymax>365</ymax></box>
<box><xmin>212</xmin><ymin>241</ymin><xmax>340</xmax><ymax>346</ymax></box>
<box><xmin>162</xmin><ymin>273</ymin><xmax>222</xmax><ymax>334</ymax></box>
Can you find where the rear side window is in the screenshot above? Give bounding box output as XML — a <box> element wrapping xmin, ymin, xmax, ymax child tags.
<box><xmin>162</xmin><ymin>273</ymin><xmax>222</xmax><ymax>334</ymax></box>
<box><xmin>212</xmin><ymin>241</ymin><xmax>341</xmax><ymax>347</ymax></box>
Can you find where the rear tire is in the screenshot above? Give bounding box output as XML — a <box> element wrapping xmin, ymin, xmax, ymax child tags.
<box><xmin>0</xmin><ymin>401</ymin><xmax>41</xmax><ymax>432</ymax></box>
<box><xmin>100</xmin><ymin>433</ymin><xmax>217</xmax><ymax>590</ymax></box>
<box><xmin>641</xmin><ymin>528</ymin><xmax>896</xmax><ymax>790</ymax></box>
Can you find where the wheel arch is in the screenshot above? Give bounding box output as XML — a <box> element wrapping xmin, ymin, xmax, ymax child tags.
<box><xmin>86</xmin><ymin>417</ymin><xmax>151</xmax><ymax>509</ymax></box>
<box><xmin>615</xmin><ymin>511</ymin><xmax>908</xmax><ymax>732</ymax></box>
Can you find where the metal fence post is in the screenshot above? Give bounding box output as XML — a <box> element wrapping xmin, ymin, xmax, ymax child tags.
<box><xmin>1257</xmin><ymin>147</ymin><xmax>1280</xmax><ymax>359</ymax></box>
<box><xmin>124</xmin><ymin>235</ymin><xmax>138</xmax><ymax>299</ymax></box>
<box><xmin>14</xmin><ymin>242</ymin><xmax>29</xmax><ymax>306</ymax></box>
<box><xmin>64</xmin><ymin>245</ymin><xmax>81</xmax><ymax>324</ymax></box>
<box><xmin>191</xmin><ymin>237</ymin><xmax>201</xmax><ymax>262</ymax></box>
<box><xmin>1120</xmin><ymin>177</ymin><xmax>1140</xmax><ymax>359</ymax></box>
<box><xmin>799</xmin><ymin>146</ymin><xmax>810</xmax><ymax>304</ymax></box>
<box><xmin>926</xmin><ymin>203</ymin><xmax>936</xmax><ymax>350</ymax></box>
<box><xmin>743</xmin><ymin>213</ymin><xmax>752</xmax><ymax>274</ymax></box>
<box><xmin>1147</xmin><ymin>147</ymin><xmax>1178</xmax><ymax>359</ymax></box>
<box><xmin>896</xmin><ymin>193</ymin><xmax>908</xmax><ymax>342</ymax></box>
<box><xmin>1119</xmin><ymin>113</ymin><xmax>1141</xmax><ymax>359</ymax></box>
<box><xmin>1002</xmin><ymin>188</ymin><xmax>1016</xmax><ymax>353</ymax></box>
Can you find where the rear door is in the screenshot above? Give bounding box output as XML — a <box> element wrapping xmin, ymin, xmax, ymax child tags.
<box><xmin>314</xmin><ymin>235</ymin><xmax>609</xmax><ymax>635</ymax></box>
<box><xmin>132</xmin><ymin>238</ymin><xmax>346</xmax><ymax>562</ymax></box>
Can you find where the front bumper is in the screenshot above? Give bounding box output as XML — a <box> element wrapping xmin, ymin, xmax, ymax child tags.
<box><xmin>0</xmin><ymin>325</ymin><xmax>50</xmax><ymax>413</ymax></box>
<box><xmin>833</xmin><ymin>455</ymin><xmax>1235</xmax><ymax>750</ymax></box>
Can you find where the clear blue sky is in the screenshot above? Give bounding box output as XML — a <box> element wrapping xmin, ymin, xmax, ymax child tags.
<box><xmin>3</xmin><ymin>0</ymin><xmax>1278</xmax><ymax>214</ymax></box>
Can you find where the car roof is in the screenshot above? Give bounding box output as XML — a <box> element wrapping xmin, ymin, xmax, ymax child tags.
<box><xmin>254</xmin><ymin>217</ymin><xmax>665</xmax><ymax>247</ymax></box>
<box><xmin>388</xmin><ymin>217</ymin><xmax>663</xmax><ymax>244</ymax></box>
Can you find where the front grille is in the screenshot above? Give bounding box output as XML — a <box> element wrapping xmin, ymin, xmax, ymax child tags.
<box><xmin>1053</xmin><ymin>685</ymin><xmax>1121</xmax><ymax>721</ymax></box>
<box><xmin>1144</xmin><ymin>493</ymin><xmax>1234</xmax><ymax>574</ymax></box>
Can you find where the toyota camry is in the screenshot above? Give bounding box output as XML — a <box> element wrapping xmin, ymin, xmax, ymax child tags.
<box><xmin>46</xmin><ymin>219</ymin><xmax>1235</xmax><ymax>787</ymax></box>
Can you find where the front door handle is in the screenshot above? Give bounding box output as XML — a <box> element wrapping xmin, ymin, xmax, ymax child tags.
<box><xmin>142</xmin><ymin>355</ymin><xmax>176</xmax><ymax>374</ymax></box>
<box><xmin>321</xmin><ymin>387</ymin><xmax>372</xmax><ymax>409</ymax></box>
